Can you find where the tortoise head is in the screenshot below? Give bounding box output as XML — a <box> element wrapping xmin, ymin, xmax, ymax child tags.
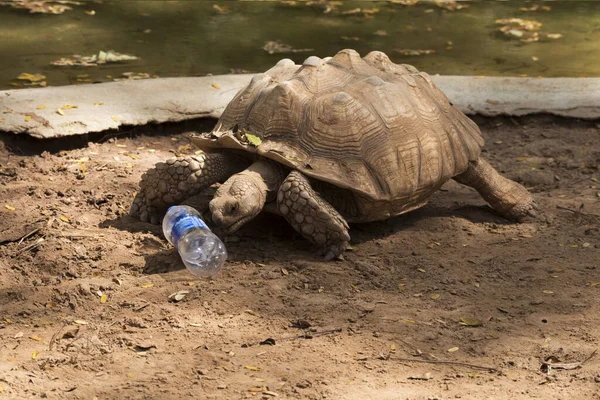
<box><xmin>209</xmin><ymin>171</ymin><xmax>267</xmax><ymax>233</ymax></box>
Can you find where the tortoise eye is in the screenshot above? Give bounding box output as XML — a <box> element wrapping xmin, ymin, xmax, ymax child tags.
<box><xmin>227</xmin><ymin>202</ymin><xmax>239</xmax><ymax>214</ymax></box>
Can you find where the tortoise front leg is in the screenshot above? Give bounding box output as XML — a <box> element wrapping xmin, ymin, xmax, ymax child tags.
<box><xmin>277</xmin><ymin>171</ymin><xmax>350</xmax><ymax>261</ymax></box>
<box><xmin>454</xmin><ymin>157</ymin><xmax>538</xmax><ymax>221</ymax></box>
<box><xmin>130</xmin><ymin>153</ymin><xmax>248</xmax><ymax>224</ymax></box>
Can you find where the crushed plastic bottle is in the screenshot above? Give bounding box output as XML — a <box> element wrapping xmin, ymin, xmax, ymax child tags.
<box><xmin>162</xmin><ymin>205</ymin><xmax>227</xmax><ymax>277</ymax></box>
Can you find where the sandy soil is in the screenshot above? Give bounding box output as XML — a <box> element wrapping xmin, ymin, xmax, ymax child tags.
<box><xmin>1</xmin><ymin>115</ymin><xmax>599</xmax><ymax>400</ymax></box>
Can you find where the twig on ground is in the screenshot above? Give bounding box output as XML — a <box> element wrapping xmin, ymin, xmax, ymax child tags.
<box><xmin>241</xmin><ymin>328</ymin><xmax>343</xmax><ymax>347</ymax></box>
<box><xmin>14</xmin><ymin>237</ymin><xmax>45</xmax><ymax>257</ymax></box>
<box><xmin>540</xmin><ymin>349</ymin><xmax>597</xmax><ymax>374</ymax></box>
<box><xmin>556</xmin><ymin>204</ymin><xmax>600</xmax><ymax>218</ymax></box>
<box><xmin>17</xmin><ymin>227</ymin><xmax>41</xmax><ymax>245</ymax></box>
<box><xmin>390</xmin><ymin>357</ymin><xmax>498</xmax><ymax>372</ymax></box>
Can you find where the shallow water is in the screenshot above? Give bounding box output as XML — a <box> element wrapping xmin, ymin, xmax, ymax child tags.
<box><xmin>1</xmin><ymin>0</ymin><xmax>599</xmax><ymax>90</ymax></box>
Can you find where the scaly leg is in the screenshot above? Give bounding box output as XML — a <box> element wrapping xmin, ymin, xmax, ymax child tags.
<box><xmin>454</xmin><ymin>157</ymin><xmax>538</xmax><ymax>221</ymax></box>
<box><xmin>130</xmin><ymin>152</ymin><xmax>248</xmax><ymax>223</ymax></box>
<box><xmin>277</xmin><ymin>171</ymin><xmax>350</xmax><ymax>260</ymax></box>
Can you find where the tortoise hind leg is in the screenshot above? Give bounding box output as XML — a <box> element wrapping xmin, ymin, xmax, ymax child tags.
<box><xmin>277</xmin><ymin>171</ymin><xmax>350</xmax><ymax>261</ymax></box>
<box><xmin>130</xmin><ymin>153</ymin><xmax>247</xmax><ymax>224</ymax></box>
<box><xmin>453</xmin><ymin>158</ymin><xmax>538</xmax><ymax>221</ymax></box>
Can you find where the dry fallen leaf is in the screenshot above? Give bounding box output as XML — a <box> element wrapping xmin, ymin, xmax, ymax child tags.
<box><xmin>447</xmin><ymin>347</ymin><xmax>459</xmax><ymax>352</ymax></box>
<box><xmin>73</xmin><ymin>320</ymin><xmax>88</xmax><ymax>325</ymax></box>
<box><xmin>4</xmin><ymin>204</ymin><xmax>16</xmax><ymax>211</ymax></box>
<box><xmin>36</xmin><ymin>105</ymin><xmax>46</xmax><ymax>109</ymax></box>
<box><xmin>431</xmin><ymin>293</ymin><xmax>441</xmax><ymax>300</ymax></box>
<box><xmin>168</xmin><ymin>290</ymin><xmax>189</xmax><ymax>302</ymax></box>
<box><xmin>111</xmin><ymin>116</ymin><xmax>118</xmax><ymax>122</ymax></box>
<box><xmin>25</xmin><ymin>115</ymin><xmax>31</xmax><ymax>122</ymax></box>
<box><xmin>244</xmin><ymin>365</ymin><xmax>261</xmax><ymax>371</ymax></box>
<box><xmin>141</xmin><ymin>283</ymin><xmax>154</xmax><ymax>289</ymax></box>
<box><xmin>32</xmin><ymin>350</ymin><xmax>39</xmax><ymax>359</ymax></box>
<box><xmin>212</xmin><ymin>83</ymin><xmax>220</xmax><ymax>89</ymax></box>
<box><xmin>100</xmin><ymin>293</ymin><xmax>108</xmax><ymax>303</ymax></box>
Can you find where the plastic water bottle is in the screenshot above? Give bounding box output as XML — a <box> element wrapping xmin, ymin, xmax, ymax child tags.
<box><xmin>162</xmin><ymin>205</ymin><xmax>227</xmax><ymax>277</ymax></box>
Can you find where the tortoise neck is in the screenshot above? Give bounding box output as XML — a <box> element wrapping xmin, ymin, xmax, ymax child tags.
<box><xmin>244</xmin><ymin>158</ymin><xmax>287</xmax><ymax>199</ymax></box>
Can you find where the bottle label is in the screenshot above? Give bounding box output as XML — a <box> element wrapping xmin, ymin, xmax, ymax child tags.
<box><xmin>172</xmin><ymin>216</ymin><xmax>210</xmax><ymax>244</ymax></box>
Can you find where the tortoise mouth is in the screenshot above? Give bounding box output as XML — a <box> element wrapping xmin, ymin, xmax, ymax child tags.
<box><xmin>225</xmin><ymin>217</ymin><xmax>251</xmax><ymax>234</ymax></box>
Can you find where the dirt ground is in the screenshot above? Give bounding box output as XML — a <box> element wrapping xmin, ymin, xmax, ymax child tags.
<box><xmin>1</xmin><ymin>114</ymin><xmax>599</xmax><ymax>400</ymax></box>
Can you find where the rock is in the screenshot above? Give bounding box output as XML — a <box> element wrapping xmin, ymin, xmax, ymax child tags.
<box><xmin>296</xmin><ymin>380</ymin><xmax>312</xmax><ymax>389</ymax></box>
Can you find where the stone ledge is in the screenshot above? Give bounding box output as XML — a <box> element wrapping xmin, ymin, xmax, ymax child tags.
<box><xmin>1</xmin><ymin>75</ymin><xmax>598</xmax><ymax>138</ymax></box>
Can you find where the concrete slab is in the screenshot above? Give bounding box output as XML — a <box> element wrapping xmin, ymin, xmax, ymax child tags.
<box><xmin>1</xmin><ymin>75</ymin><xmax>598</xmax><ymax>139</ymax></box>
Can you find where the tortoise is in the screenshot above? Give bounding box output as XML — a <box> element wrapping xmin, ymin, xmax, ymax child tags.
<box><xmin>130</xmin><ymin>49</ymin><xmax>537</xmax><ymax>260</ymax></box>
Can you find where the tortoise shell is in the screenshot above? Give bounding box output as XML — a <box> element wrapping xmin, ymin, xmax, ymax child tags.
<box><xmin>193</xmin><ymin>49</ymin><xmax>483</xmax><ymax>218</ymax></box>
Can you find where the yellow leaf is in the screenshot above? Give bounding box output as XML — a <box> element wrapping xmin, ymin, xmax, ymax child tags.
<box><xmin>350</xmin><ymin>284</ymin><xmax>361</xmax><ymax>293</ymax></box>
<box><xmin>59</xmin><ymin>215</ymin><xmax>70</xmax><ymax>223</ymax></box>
<box><xmin>100</xmin><ymin>293</ymin><xmax>108</xmax><ymax>304</ymax></box>
<box><xmin>590</xmin><ymin>282</ymin><xmax>600</xmax><ymax>287</ymax></box>
<box><xmin>32</xmin><ymin>350</ymin><xmax>39</xmax><ymax>359</ymax></box>
<box><xmin>94</xmin><ymin>102</ymin><xmax>104</xmax><ymax>107</ymax></box>
<box><xmin>73</xmin><ymin>320</ymin><xmax>88</xmax><ymax>325</ymax></box>
<box><xmin>45</xmin><ymin>302</ymin><xmax>56</xmax><ymax>309</ymax></box>
<box><xmin>111</xmin><ymin>116</ymin><xmax>118</xmax><ymax>122</ymax></box>
<box><xmin>245</xmin><ymin>133</ymin><xmax>262</xmax><ymax>146</ymax></box>
<box><xmin>18</xmin><ymin>72</ymin><xmax>45</xmax><ymax>82</ymax></box>
<box><xmin>486</xmin><ymin>99</ymin><xmax>500</xmax><ymax>105</ymax></box>
<box><xmin>390</xmin><ymin>344</ymin><xmax>397</xmax><ymax>351</ymax></box>
<box><xmin>212</xmin><ymin>83</ymin><xmax>220</xmax><ymax>89</ymax></box>
<box><xmin>126</xmin><ymin>373</ymin><xmax>133</xmax><ymax>379</ymax></box>
<box><xmin>459</xmin><ymin>317</ymin><xmax>482</xmax><ymax>327</ymax></box>
<box><xmin>418</xmin><ymin>268</ymin><xmax>426</xmax><ymax>273</ymax></box>
<box><xmin>447</xmin><ymin>347</ymin><xmax>459</xmax><ymax>352</ymax></box>
<box><xmin>542</xmin><ymin>290</ymin><xmax>554</xmax><ymax>294</ymax></box>
<box><xmin>0</xmin><ymin>385</ymin><xmax>3</xmax><ymax>393</ymax></box>
<box><xmin>30</xmin><ymin>335</ymin><xmax>46</xmax><ymax>343</ymax></box>
<box><xmin>25</xmin><ymin>115</ymin><xmax>31</xmax><ymax>122</ymax></box>
<box><xmin>244</xmin><ymin>365</ymin><xmax>261</xmax><ymax>371</ymax></box>
<box><xmin>281</xmin><ymin>268</ymin><xmax>289</xmax><ymax>276</ymax></box>
<box><xmin>37</xmin><ymin>105</ymin><xmax>46</xmax><ymax>109</ymax></box>
<box><xmin>520</xmin><ymin>233</ymin><xmax>533</xmax><ymax>238</ymax></box>
<box><xmin>403</xmin><ymin>319</ymin><xmax>415</xmax><ymax>324</ymax></box>
<box><xmin>141</xmin><ymin>283</ymin><xmax>154</xmax><ymax>289</ymax></box>
<box><xmin>4</xmin><ymin>204</ymin><xmax>16</xmax><ymax>211</ymax></box>
<box><xmin>84</xmin><ymin>10</ymin><xmax>95</xmax><ymax>15</ymax></box>
<box><xmin>56</xmin><ymin>108</ymin><xmax>64</xmax><ymax>116</ymax></box>
<box><xmin>431</xmin><ymin>293</ymin><xmax>440</xmax><ymax>300</ymax></box>
<box><xmin>61</xmin><ymin>104</ymin><xmax>78</xmax><ymax>110</ymax></box>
